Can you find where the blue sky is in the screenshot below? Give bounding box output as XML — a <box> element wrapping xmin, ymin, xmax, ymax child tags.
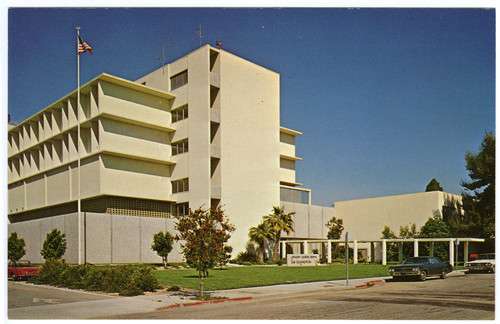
<box><xmin>6</xmin><ymin>7</ymin><xmax>495</xmax><ymax>206</ymax></box>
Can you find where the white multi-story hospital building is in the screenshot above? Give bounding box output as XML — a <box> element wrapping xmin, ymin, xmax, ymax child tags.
<box><xmin>7</xmin><ymin>45</ymin><xmax>463</xmax><ymax>264</ymax></box>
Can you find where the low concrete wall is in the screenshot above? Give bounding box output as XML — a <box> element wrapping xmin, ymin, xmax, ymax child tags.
<box><xmin>8</xmin><ymin>212</ymin><xmax>185</xmax><ymax>264</ymax></box>
<box><xmin>281</xmin><ymin>202</ymin><xmax>334</xmax><ymax>239</ymax></box>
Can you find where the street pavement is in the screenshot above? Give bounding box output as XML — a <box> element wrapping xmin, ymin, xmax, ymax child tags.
<box><xmin>8</xmin><ymin>270</ymin><xmax>466</xmax><ymax>320</ymax></box>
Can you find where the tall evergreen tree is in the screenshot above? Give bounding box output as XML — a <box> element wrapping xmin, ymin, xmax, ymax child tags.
<box><xmin>460</xmin><ymin>132</ymin><xmax>495</xmax><ymax>241</ymax></box>
<box><xmin>426</xmin><ymin>178</ymin><xmax>443</xmax><ymax>192</ymax></box>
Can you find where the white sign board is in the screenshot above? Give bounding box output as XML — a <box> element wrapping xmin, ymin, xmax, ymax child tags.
<box><xmin>287</xmin><ymin>254</ymin><xmax>319</xmax><ymax>266</ymax></box>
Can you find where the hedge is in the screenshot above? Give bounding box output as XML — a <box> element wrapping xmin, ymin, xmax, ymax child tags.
<box><xmin>29</xmin><ymin>259</ymin><xmax>160</xmax><ymax>296</ymax></box>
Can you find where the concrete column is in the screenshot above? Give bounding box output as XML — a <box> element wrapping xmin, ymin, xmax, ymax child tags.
<box><xmin>353</xmin><ymin>240</ymin><xmax>358</xmax><ymax>264</ymax></box>
<box><xmin>304</xmin><ymin>241</ymin><xmax>308</xmax><ymax>254</ymax></box>
<box><xmin>381</xmin><ymin>239</ymin><xmax>387</xmax><ymax>265</ymax></box>
<box><xmin>430</xmin><ymin>242</ymin><xmax>435</xmax><ymax>257</ymax></box>
<box><xmin>281</xmin><ymin>241</ymin><xmax>286</xmax><ymax>259</ymax></box>
<box><xmin>449</xmin><ymin>239</ymin><xmax>454</xmax><ymax>266</ymax></box>
<box><xmin>327</xmin><ymin>240</ymin><xmax>332</xmax><ymax>263</ymax></box>
<box><xmin>413</xmin><ymin>239</ymin><xmax>419</xmax><ymax>257</ymax></box>
<box><xmin>464</xmin><ymin>242</ymin><xmax>469</xmax><ymax>263</ymax></box>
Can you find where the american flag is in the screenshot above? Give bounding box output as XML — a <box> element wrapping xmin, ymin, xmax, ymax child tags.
<box><xmin>78</xmin><ymin>36</ymin><xmax>93</xmax><ymax>55</ymax></box>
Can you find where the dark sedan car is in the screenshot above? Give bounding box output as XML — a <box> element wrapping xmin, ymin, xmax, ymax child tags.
<box><xmin>388</xmin><ymin>256</ymin><xmax>452</xmax><ymax>281</ymax></box>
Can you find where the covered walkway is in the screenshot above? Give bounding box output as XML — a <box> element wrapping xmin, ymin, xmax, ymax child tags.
<box><xmin>281</xmin><ymin>238</ymin><xmax>485</xmax><ymax>265</ymax></box>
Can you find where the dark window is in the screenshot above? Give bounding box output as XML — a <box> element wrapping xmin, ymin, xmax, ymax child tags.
<box><xmin>172</xmin><ymin>138</ymin><xmax>189</xmax><ymax>156</ymax></box>
<box><xmin>172</xmin><ymin>178</ymin><xmax>189</xmax><ymax>194</ymax></box>
<box><xmin>280</xmin><ymin>187</ymin><xmax>309</xmax><ymax>204</ymax></box>
<box><xmin>171</xmin><ymin>70</ymin><xmax>188</xmax><ymax>90</ymax></box>
<box><xmin>173</xmin><ymin>202</ymin><xmax>189</xmax><ymax>216</ymax></box>
<box><xmin>171</xmin><ymin>104</ymin><xmax>188</xmax><ymax>123</ymax></box>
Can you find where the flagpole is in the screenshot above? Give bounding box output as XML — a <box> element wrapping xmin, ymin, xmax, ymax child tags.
<box><xmin>76</xmin><ymin>27</ymin><xmax>82</xmax><ymax>265</ymax></box>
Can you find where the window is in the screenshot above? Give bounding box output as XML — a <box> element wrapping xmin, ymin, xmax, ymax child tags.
<box><xmin>173</xmin><ymin>202</ymin><xmax>189</xmax><ymax>216</ymax></box>
<box><xmin>171</xmin><ymin>104</ymin><xmax>188</xmax><ymax>123</ymax></box>
<box><xmin>280</xmin><ymin>187</ymin><xmax>309</xmax><ymax>204</ymax></box>
<box><xmin>172</xmin><ymin>178</ymin><xmax>189</xmax><ymax>194</ymax></box>
<box><xmin>280</xmin><ymin>158</ymin><xmax>295</xmax><ymax>170</ymax></box>
<box><xmin>170</xmin><ymin>70</ymin><xmax>188</xmax><ymax>90</ymax></box>
<box><xmin>172</xmin><ymin>138</ymin><xmax>189</xmax><ymax>156</ymax></box>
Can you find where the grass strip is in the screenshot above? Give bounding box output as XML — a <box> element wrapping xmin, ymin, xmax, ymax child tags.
<box><xmin>154</xmin><ymin>264</ymin><xmax>390</xmax><ymax>291</ymax></box>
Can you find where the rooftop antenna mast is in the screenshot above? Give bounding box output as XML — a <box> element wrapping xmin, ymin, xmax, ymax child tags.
<box><xmin>195</xmin><ymin>25</ymin><xmax>202</xmax><ymax>48</ymax></box>
<box><xmin>155</xmin><ymin>44</ymin><xmax>175</xmax><ymax>74</ymax></box>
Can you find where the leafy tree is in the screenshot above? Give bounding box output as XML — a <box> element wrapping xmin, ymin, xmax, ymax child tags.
<box><xmin>41</xmin><ymin>228</ymin><xmax>67</xmax><ymax>260</ymax></box>
<box><xmin>399</xmin><ymin>223</ymin><xmax>418</xmax><ymax>238</ymax></box>
<box><xmin>325</xmin><ymin>216</ymin><xmax>344</xmax><ymax>239</ymax></box>
<box><xmin>217</xmin><ymin>245</ymin><xmax>233</xmax><ymax>268</ymax></box>
<box><xmin>381</xmin><ymin>226</ymin><xmax>398</xmax><ymax>261</ymax></box>
<box><xmin>263</xmin><ymin>205</ymin><xmax>295</xmax><ymax>260</ymax></box>
<box><xmin>325</xmin><ymin>216</ymin><xmax>344</xmax><ymax>259</ymax></box>
<box><xmin>418</xmin><ymin>216</ymin><xmax>452</xmax><ymax>261</ymax></box>
<box><xmin>151</xmin><ymin>231</ymin><xmax>174</xmax><ymax>268</ymax></box>
<box><xmin>381</xmin><ymin>226</ymin><xmax>397</xmax><ymax>239</ymax></box>
<box><xmin>459</xmin><ymin>132</ymin><xmax>495</xmax><ymax>247</ymax></box>
<box><xmin>8</xmin><ymin>232</ymin><xmax>26</xmax><ymax>265</ymax></box>
<box><xmin>175</xmin><ymin>206</ymin><xmax>235</xmax><ymax>297</ymax></box>
<box><xmin>426</xmin><ymin>178</ymin><xmax>443</xmax><ymax>192</ymax></box>
<box><xmin>249</xmin><ymin>221</ymin><xmax>275</xmax><ymax>263</ymax></box>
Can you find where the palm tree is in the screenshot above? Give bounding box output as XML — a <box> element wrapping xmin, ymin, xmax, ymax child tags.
<box><xmin>263</xmin><ymin>205</ymin><xmax>295</xmax><ymax>260</ymax></box>
<box><xmin>248</xmin><ymin>221</ymin><xmax>275</xmax><ymax>262</ymax></box>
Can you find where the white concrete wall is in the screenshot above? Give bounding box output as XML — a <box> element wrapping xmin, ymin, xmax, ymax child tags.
<box><xmin>282</xmin><ymin>202</ymin><xmax>335</xmax><ymax>239</ymax></box>
<box><xmin>8</xmin><ymin>213</ymin><xmax>184</xmax><ymax>264</ymax></box>
<box><xmin>334</xmin><ymin>191</ymin><xmax>462</xmax><ymax>241</ymax></box>
<box><xmin>8</xmin><ymin>213</ymin><xmax>81</xmax><ymax>264</ymax></box>
<box><xmin>218</xmin><ymin>50</ymin><xmax>281</xmax><ymax>254</ymax></box>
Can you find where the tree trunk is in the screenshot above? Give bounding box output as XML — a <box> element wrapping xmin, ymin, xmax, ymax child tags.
<box><xmin>258</xmin><ymin>244</ymin><xmax>264</xmax><ymax>263</ymax></box>
<box><xmin>273</xmin><ymin>233</ymin><xmax>281</xmax><ymax>260</ymax></box>
<box><xmin>199</xmin><ymin>269</ymin><xmax>204</xmax><ymax>298</ymax></box>
<box><xmin>163</xmin><ymin>256</ymin><xmax>168</xmax><ymax>269</ymax></box>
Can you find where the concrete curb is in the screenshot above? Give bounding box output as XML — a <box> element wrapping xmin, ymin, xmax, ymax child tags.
<box><xmin>155</xmin><ymin>296</ymin><xmax>252</xmax><ymax>311</ymax></box>
<box><xmin>354</xmin><ymin>279</ymin><xmax>385</xmax><ymax>289</ymax></box>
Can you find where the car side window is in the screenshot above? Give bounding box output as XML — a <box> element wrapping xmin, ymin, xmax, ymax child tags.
<box><xmin>430</xmin><ymin>258</ymin><xmax>439</xmax><ymax>264</ymax></box>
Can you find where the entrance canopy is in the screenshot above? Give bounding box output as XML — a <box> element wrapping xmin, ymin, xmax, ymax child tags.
<box><xmin>281</xmin><ymin>238</ymin><xmax>485</xmax><ymax>265</ymax></box>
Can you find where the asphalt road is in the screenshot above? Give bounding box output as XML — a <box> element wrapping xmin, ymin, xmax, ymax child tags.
<box><xmin>104</xmin><ymin>273</ymin><xmax>495</xmax><ymax>320</ymax></box>
<box><xmin>7</xmin><ymin>280</ymin><xmax>115</xmax><ymax>309</ymax></box>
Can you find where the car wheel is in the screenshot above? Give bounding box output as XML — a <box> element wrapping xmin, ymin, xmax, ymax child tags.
<box><xmin>440</xmin><ymin>270</ymin><xmax>447</xmax><ymax>279</ymax></box>
<box><xmin>419</xmin><ymin>270</ymin><xmax>427</xmax><ymax>281</ymax></box>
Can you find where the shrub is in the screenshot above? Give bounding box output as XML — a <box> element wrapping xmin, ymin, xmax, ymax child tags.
<box><xmin>59</xmin><ymin>264</ymin><xmax>89</xmax><ymax>289</ymax></box>
<box><xmin>167</xmin><ymin>286</ymin><xmax>181</xmax><ymax>291</ymax></box>
<box><xmin>234</xmin><ymin>250</ymin><xmax>259</xmax><ymax>264</ymax></box>
<box><xmin>41</xmin><ymin>228</ymin><xmax>67</xmax><ymax>260</ymax></box>
<box><xmin>8</xmin><ymin>232</ymin><xmax>26</xmax><ymax>265</ymax></box>
<box><xmin>30</xmin><ymin>259</ymin><xmax>68</xmax><ymax>286</ymax></box>
<box><xmin>31</xmin><ymin>262</ymin><xmax>159</xmax><ymax>296</ymax></box>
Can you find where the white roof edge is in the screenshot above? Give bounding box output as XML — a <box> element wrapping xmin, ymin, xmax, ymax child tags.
<box><xmin>9</xmin><ymin>73</ymin><xmax>175</xmax><ymax>133</ymax></box>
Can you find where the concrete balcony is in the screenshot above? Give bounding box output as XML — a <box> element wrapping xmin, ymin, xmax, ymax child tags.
<box><xmin>210</xmin><ymin>72</ymin><xmax>220</xmax><ymax>88</ymax></box>
<box><xmin>211</xmin><ymin>185</ymin><xmax>221</xmax><ymax>199</ymax></box>
<box><xmin>210</xmin><ymin>143</ymin><xmax>221</xmax><ymax>158</ymax></box>
<box><xmin>210</xmin><ymin>108</ymin><xmax>221</xmax><ymax>123</ymax></box>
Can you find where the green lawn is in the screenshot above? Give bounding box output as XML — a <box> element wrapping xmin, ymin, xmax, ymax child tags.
<box><xmin>153</xmin><ymin>264</ymin><xmax>391</xmax><ymax>291</ymax></box>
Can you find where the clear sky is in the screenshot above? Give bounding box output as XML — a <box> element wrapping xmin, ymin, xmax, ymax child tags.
<box><xmin>6</xmin><ymin>7</ymin><xmax>496</xmax><ymax>206</ymax></box>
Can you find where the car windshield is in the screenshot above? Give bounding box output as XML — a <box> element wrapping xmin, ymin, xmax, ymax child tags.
<box><xmin>403</xmin><ymin>257</ymin><xmax>429</xmax><ymax>264</ymax></box>
<box><xmin>477</xmin><ymin>253</ymin><xmax>495</xmax><ymax>260</ymax></box>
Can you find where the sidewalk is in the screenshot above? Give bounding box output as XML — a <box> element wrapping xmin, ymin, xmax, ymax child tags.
<box><xmin>8</xmin><ymin>271</ymin><xmax>465</xmax><ymax>320</ymax></box>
